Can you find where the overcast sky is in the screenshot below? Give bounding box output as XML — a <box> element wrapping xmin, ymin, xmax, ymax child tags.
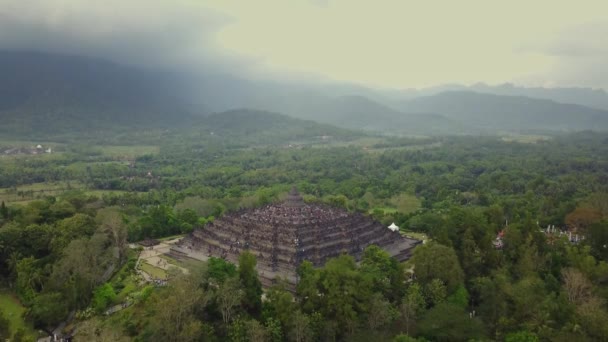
<box><xmin>1</xmin><ymin>0</ymin><xmax>607</xmax><ymax>89</ymax></box>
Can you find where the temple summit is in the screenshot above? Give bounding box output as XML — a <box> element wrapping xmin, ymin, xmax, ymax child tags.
<box><xmin>171</xmin><ymin>188</ymin><xmax>420</xmax><ymax>287</ymax></box>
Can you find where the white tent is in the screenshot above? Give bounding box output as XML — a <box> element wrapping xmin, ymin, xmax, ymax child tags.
<box><xmin>388</xmin><ymin>222</ymin><xmax>399</xmax><ymax>232</ymax></box>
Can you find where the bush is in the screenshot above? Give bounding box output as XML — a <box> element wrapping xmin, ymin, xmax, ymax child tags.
<box><xmin>92</xmin><ymin>283</ymin><xmax>116</xmax><ymax>313</ymax></box>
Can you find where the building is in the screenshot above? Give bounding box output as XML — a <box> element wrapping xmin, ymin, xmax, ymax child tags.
<box><xmin>171</xmin><ymin>187</ymin><xmax>420</xmax><ymax>287</ymax></box>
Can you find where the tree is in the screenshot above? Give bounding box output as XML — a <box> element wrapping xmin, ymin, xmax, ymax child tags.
<box><xmin>447</xmin><ymin>285</ymin><xmax>469</xmax><ymax>309</ymax></box>
<box><xmin>505</xmin><ymin>330</ymin><xmax>539</xmax><ymax>342</ymax></box>
<box><xmin>565</xmin><ymin>207</ymin><xmax>602</xmax><ymax>232</ymax></box>
<box><xmin>289</xmin><ymin>310</ymin><xmax>311</xmax><ymax>342</ymax></box>
<box><xmin>319</xmin><ymin>254</ymin><xmax>371</xmax><ymax>335</ymax></box>
<box><xmin>586</xmin><ymin>221</ymin><xmax>608</xmax><ymax>261</ymax></box>
<box><xmin>238</xmin><ymin>251</ymin><xmax>263</xmax><ymax>315</ymax></box>
<box><xmin>417</xmin><ymin>302</ymin><xmax>485</xmax><ymax>341</ymax></box>
<box><xmin>296</xmin><ymin>261</ymin><xmax>320</xmax><ymax>313</ymax></box>
<box><xmin>149</xmin><ymin>271</ymin><xmax>208</xmax><ymax>342</ymax></box>
<box><xmin>424</xmin><ymin>279</ymin><xmax>447</xmax><ymax>307</ymax></box>
<box><xmin>96</xmin><ymin>208</ymin><xmax>128</xmax><ymax>262</ymax></box>
<box><xmin>217</xmin><ymin>276</ymin><xmax>243</xmax><ymax>324</ymax></box>
<box><xmin>92</xmin><ymin>283</ymin><xmax>116</xmax><ymax>313</ymax></box>
<box><xmin>400</xmin><ymin>283</ymin><xmax>426</xmax><ymax>335</ymax></box>
<box><xmin>244</xmin><ymin>319</ymin><xmax>269</xmax><ymax>342</ymax></box>
<box><xmin>0</xmin><ymin>200</ymin><xmax>8</xmax><ymax>219</ymax></box>
<box><xmin>367</xmin><ymin>293</ymin><xmax>396</xmax><ymax>331</ymax></box>
<box><xmin>360</xmin><ymin>245</ymin><xmax>405</xmax><ymax>301</ymax></box>
<box><xmin>263</xmin><ymin>282</ymin><xmax>296</xmax><ymax>329</ymax></box>
<box><xmin>51</xmin><ymin>214</ymin><xmax>95</xmax><ymax>253</ymax></box>
<box><xmin>410</xmin><ymin>242</ymin><xmax>464</xmax><ymax>293</ymax></box>
<box><xmin>207</xmin><ymin>257</ymin><xmax>237</xmax><ymax>284</ymax></box>
<box><xmin>28</xmin><ymin>292</ymin><xmax>69</xmax><ymax>328</ymax></box>
<box><xmin>0</xmin><ymin>310</ymin><xmax>10</xmax><ymax>341</ymax></box>
<box><xmin>265</xmin><ymin>317</ymin><xmax>284</xmax><ymax>342</ymax></box>
<box><xmin>561</xmin><ymin>267</ymin><xmax>592</xmax><ymax>306</ymax></box>
<box><xmin>12</xmin><ymin>328</ymin><xmax>35</xmax><ymax>342</ymax></box>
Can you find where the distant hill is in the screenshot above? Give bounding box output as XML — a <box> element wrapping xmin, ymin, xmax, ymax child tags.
<box><xmin>2</xmin><ymin>50</ymin><xmax>607</xmax><ymax>138</ymax></box>
<box><xmin>0</xmin><ymin>50</ymin><xmax>196</xmax><ymax>135</ymax></box>
<box><xmin>401</xmin><ymin>91</ymin><xmax>608</xmax><ymax>132</ymax></box>
<box><xmin>398</xmin><ymin>83</ymin><xmax>608</xmax><ymax>111</ymax></box>
<box><xmin>240</xmin><ymin>93</ymin><xmax>458</xmax><ymax>135</ymax></box>
<box><xmin>202</xmin><ymin>109</ymin><xmax>353</xmax><ymax>137</ymax></box>
<box><xmin>176</xmin><ymin>109</ymin><xmax>360</xmax><ymax>148</ymax></box>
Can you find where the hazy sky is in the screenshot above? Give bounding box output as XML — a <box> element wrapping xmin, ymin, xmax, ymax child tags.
<box><xmin>1</xmin><ymin>0</ymin><xmax>607</xmax><ymax>89</ymax></box>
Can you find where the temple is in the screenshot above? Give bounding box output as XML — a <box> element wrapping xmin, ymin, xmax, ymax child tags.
<box><xmin>171</xmin><ymin>187</ymin><xmax>421</xmax><ymax>287</ymax></box>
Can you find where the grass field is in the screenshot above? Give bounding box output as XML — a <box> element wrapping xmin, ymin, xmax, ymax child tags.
<box><xmin>400</xmin><ymin>230</ymin><xmax>428</xmax><ymax>241</ymax></box>
<box><xmin>114</xmin><ymin>276</ymin><xmax>139</xmax><ymax>303</ymax></box>
<box><xmin>139</xmin><ymin>262</ymin><xmax>167</xmax><ymax>279</ymax></box>
<box><xmin>0</xmin><ymin>290</ymin><xmax>36</xmax><ymax>339</ymax></box>
<box><xmin>389</xmin><ymin>194</ymin><xmax>421</xmax><ymax>214</ymax></box>
<box><xmin>0</xmin><ymin>181</ymin><xmax>132</xmax><ymax>205</ymax></box>
<box><xmin>158</xmin><ymin>234</ymin><xmax>185</xmax><ymax>242</ymax></box>
<box><xmin>501</xmin><ymin>135</ymin><xmax>551</xmax><ymax>144</ymax></box>
<box><xmin>0</xmin><ymin>181</ymin><xmax>85</xmax><ymax>203</ymax></box>
<box><xmin>159</xmin><ymin>254</ymin><xmax>202</xmax><ymax>271</ymax></box>
<box><xmin>99</xmin><ymin>145</ymin><xmax>159</xmax><ymax>158</ymax></box>
<box><xmin>369</xmin><ymin>194</ymin><xmax>421</xmax><ymax>215</ymax></box>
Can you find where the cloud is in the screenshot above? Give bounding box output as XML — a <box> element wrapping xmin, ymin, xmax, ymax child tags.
<box><xmin>517</xmin><ymin>21</ymin><xmax>608</xmax><ymax>89</ymax></box>
<box><xmin>0</xmin><ymin>0</ymin><xmax>255</xmax><ymax>73</ymax></box>
<box><xmin>0</xmin><ymin>0</ymin><xmax>606</xmax><ymax>89</ymax></box>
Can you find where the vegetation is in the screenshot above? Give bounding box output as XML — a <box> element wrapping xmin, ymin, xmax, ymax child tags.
<box><xmin>1</xmin><ymin>120</ymin><xmax>608</xmax><ymax>340</ymax></box>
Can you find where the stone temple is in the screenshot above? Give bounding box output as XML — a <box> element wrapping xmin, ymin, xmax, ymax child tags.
<box><xmin>171</xmin><ymin>188</ymin><xmax>420</xmax><ymax>287</ymax></box>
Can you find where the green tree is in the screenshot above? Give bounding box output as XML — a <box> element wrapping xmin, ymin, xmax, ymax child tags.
<box><xmin>417</xmin><ymin>302</ymin><xmax>485</xmax><ymax>341</ymax></box>
<box><xmin>0</xmin><ymin>310</ymin><xmax>10</xmax><ymax>341</ymax></box>
<box><xmin>505</xmin><ymin>330</ymin><xmax>539</xmax><ymax>342</ymax></box>
<box><xmin>207</xmin><ymin>257</ymin><xmax>238</xmax><ymax>284</ymax></box>
<box><xmin>28</xmin><ymin>292</ymin><xmax>69</xmax><ymax>327</ymax></box>
<box><xmin>12</xmin><ymin>328</ymin><xmax>35</xmax><ymax>342</ymax></box>
<box><xmin>289</xmin><ymin>310</ymin><xmax>311</xmax><ymax>342</ymax></box>
<box><xmin>296</xmin><ymin>261</ymin><xmax>320</xmax><ymax>313</ymax></box>
<box><xmin>238</xmin><ymin>251</ymin><xmax>263</xmax><ymax>315</ymax></box>
<box><xmin>217</xmin><ymin>276</ymin><xmax>243</xmax><ymax>324</ymax></box>
<box><xmin>148</xmin><ymin>271</ymin><xmax>208</xmax><ymax>342</ymax></box>
<box><xmin>424</xmin><ymin>279</ymin><xmax>447</xmax><ymax>307</ymax></box>
<box><xmin>360</xmin><ymin>245</ymin><xmax>405</xmax><ymax>301</ymax></box>
<box><xmin>400</xmin><ymin>283</ymin><xmax>426</xmax><ymax>335</ymax></box>
<box><xmin>0</xmin><ymin>200</ymin><xmax>8</xmax><ymax>219</ymax></box>
<box><xmin>92</xmin><ymin>283</ymin><xmax>116</xmax><ymax>313</ymax></box>
<box><xmin>319</xmin><ymin>254</ymin><xmax>371</xmax><ymax>335</ymax></box>
<box><xmin>367</xmin><ymin>293</ymin><xmax>396</xmax><ymax>331</ymax></box>
<box><xmin>410</xmin><ymin>242</ymin><xmax>464</xmax><ymax>293</ymax></box>
<box><xmin>263</xmin><ymin>282</ymin><xmax>296</xmax><ymax>329</ymax></box>
<box><xmin>447</xmin><ymin>285</ymin><xmax>469</xmax><ymax>309</ymax></box>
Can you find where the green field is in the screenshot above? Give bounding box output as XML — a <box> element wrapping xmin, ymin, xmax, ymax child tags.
<box><xmin>0</xmin><ymin>181</ymin><xmax>131</xmax><ymax>205</ymax></box>
<box><xmin>501</xmin><ymin>134</ymin><xmax>552</xmax><ymax>144</ymax></box>
<box><xmin>159</xmin><ymin>254</ymin><xmax>202</xmax><ymax>271</ymax></box>
<box><xmin>140</xmin><ymin>262</ymin><xmax>167</xmax><ymax>279</ymax></box>
<box><xmin>389</xmin><ymin>194</ymin><xmax>421</xmax><ymax>214</ymax></box>
<box><xmin>369</xmin><ymin>193</ymin><xmax>421</xmax><ymax>215</ymax></box>
<box><xmin>400</xmin><ymin>230</ymin><xmax>428</xmax><ymax>241</ymax></box>
<box><xmin>98</xmin><ymin>145</ymin><xmax>159</xmax><ymax>158</ymax></box>
<box><xmin>0</xmin><ymin>290</ymin><xmax>37</xmax><ymax>339</ymax></box>
<box><xmin>0</xmin><ymin>181</ymin><xmax>85</xmax><ymax>203</ymax></box>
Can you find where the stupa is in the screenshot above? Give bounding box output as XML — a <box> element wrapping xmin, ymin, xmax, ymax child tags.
<box><xmin>171</xmin><ymin>188</ymin><xmax>420</xmax><ymax>287</ymax></box>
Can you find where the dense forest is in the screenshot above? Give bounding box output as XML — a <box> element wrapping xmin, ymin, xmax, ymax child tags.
<box><xmin>1</xmin><ymin>124</ymin><xmax>608</xmax><ymax>341</ymax></box>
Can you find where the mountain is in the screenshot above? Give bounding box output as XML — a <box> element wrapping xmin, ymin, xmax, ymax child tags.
<box><xmin>225</xmin><ymin>93</ymin><xmax>456</xmax><ymax>135</ymax></box>
<box><xmin>0</xmin><ymin>50</ymin><xmax>196</xmax><ymax>135</ymax></box>
<box><xmin>401</xmin><ymin>91</ymin><xmax>608</xmax><ymax>132</ymax></box>
<box><xmin>2</xmin><ymin>50</ymin><xmax>608</xmax><ymax>138</ymax></box>
<box><xmin>397</xmin><ymin>83</ymin><xmax>608</xmax><ymax>111</ymax></box>
<box><xmin>201</xmin><ymin>109</ymin><xmax>353</xmax><ymax>137</ymax></box>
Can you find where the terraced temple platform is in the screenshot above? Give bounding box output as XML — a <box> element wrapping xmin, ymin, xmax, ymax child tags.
<box><xmin>171</xmin><ymin>188</ymin><xmax>420</xmax><ymax>287</ymax></box>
